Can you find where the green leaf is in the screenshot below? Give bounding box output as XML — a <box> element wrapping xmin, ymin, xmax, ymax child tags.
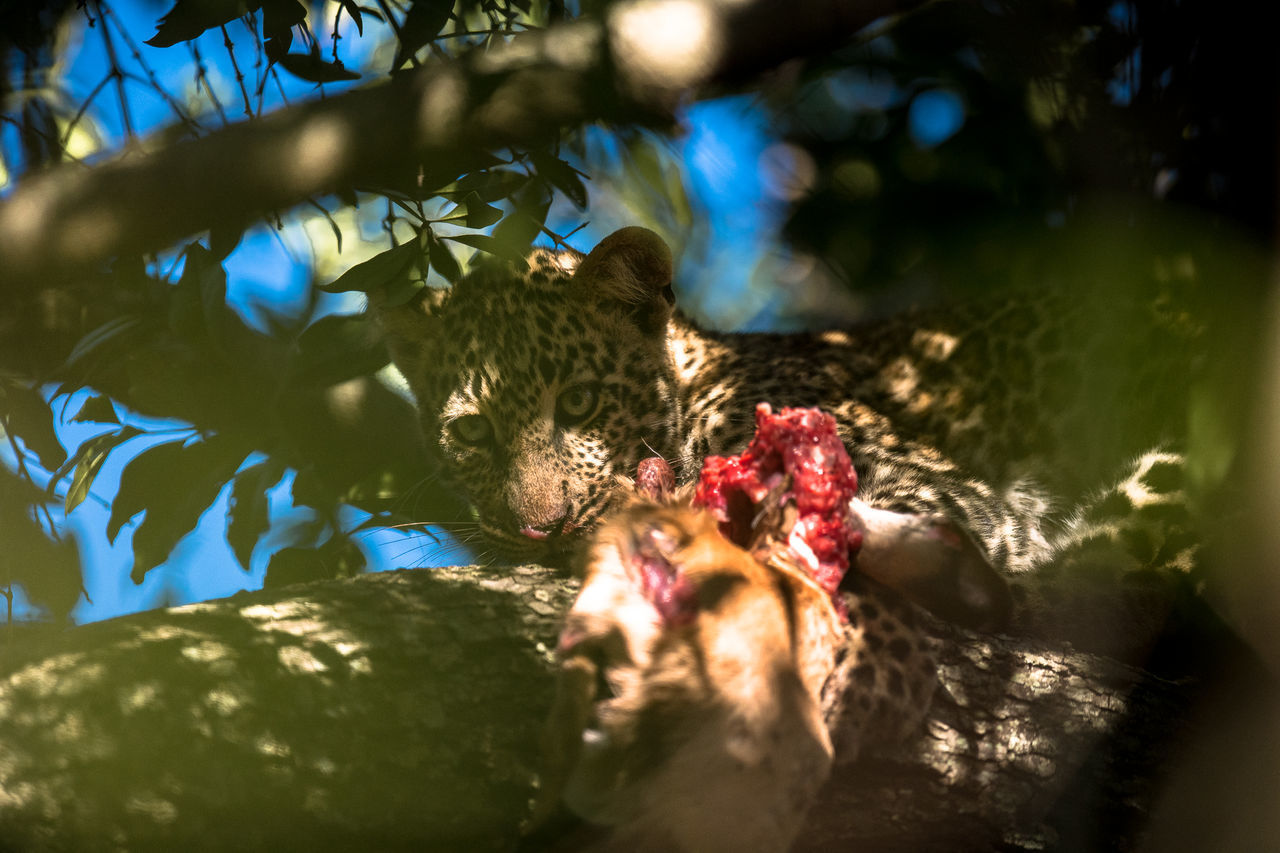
<box><xmin>492</xmin><ymin>181</ymin><xmax>552</xmax><ymax>252</ymax></box>
<box><xmin>1</xmin><ymin>381</ymin><xmax>66</xmax><ymax>470</ymax></box>
<box><xmin>226</xmin><ymin>459</ymin><xmax>285</xmax><ymax>571</ymax></box>
<box><xmin>279</xmin><ymin>51</ymin><xmax>362</xmax><ymax>83</ymax></box>
<box><xmin>266</xmin><ymin>534</ymin><xmax>365</xmax><ymax>587</ymax></box>
<box><xmin>318</xmin><ymin>239</ymin><xmax>424</xmax><ymax>293</ymax></box>
<box><xmin>62</xmin><ymin>316</ymin><xmax>143</xmax><ymax>373</ymax></box>
<box><xmin>116</xmin><ymin>433</ymin><xmax>252</xmax><ymax>581</ymax></box>
<box><xmin>445</xmin><ymin>233</ymin><xmax>529</xmax><ymax>263</ymax></box>
<box><xmin>392</xmin><ymin>0</ymin><xmax>455</xmax><ymax>70</ymax></box>
<box><xmin>439</xmin><ymin>169</ymin><xmax>529</xmax><ymax>204</ymax></box>
<box><xmin>1</xmin><ymin>467</ymin><xmax>83</xmax><ymax>619</ymax></box>
<box><xmin>208</xmin><ymin>221</ymin><xmax>245</xmax><ymax>261</ymax></box>
<box><xmin>291</xmin><ymin>466</ymin><xmax>333</xmax><ymax>512</ymax></box>
<box><xmin>291</xmin><ymin>313</ymin><xmax>390</xmax><ymax>388</ymax></box>
<box><xmin>263</xmin><ymin>0</ymin><xmax>306</xmax><ymax>63</ymax></box>
<box><xmin>169</xmin><ymin>242</ymin><xmax>209</xmax><ymax>339</ymax></box>
<box><xmin>339</xmin><ymin>0</ymin><xmax>364</xmax><ymax>34</ymax></box>
<box><xmin>107</xmin><ymin>440</ymin><xmax>185</xmax><ymax>543</ymax></box>
<box><xmin>70</xmin><ymin>395</ymin><xmax>119</xmax><ymax>424</ymax></box>
<box><xmin>265</xmin><ymin>546</ymin><xmax>328</xmax><ymax>587</ymax></box>
<box><xmin>460</xmin><ymin>191</ymin><xmax>504</xmax><ymax>229</ymax></box>
<box><xmin>427</xmin><ymin>230</ymin><xmax>461</xmax><ymax>282</ymax></box>
<box><xmin>146</xmin><ymin>0</ymin><xmax>265</xmax><ymax>48</ymax></box>
<box><xmin>65</xmin><ymin>426</ymin><xmax>143</xmax><ymax>515</ymax></box>
<box><xmin>530</xmin><ymin>151</ymin><xmax>589</xmax><ymax>209</ymax></box>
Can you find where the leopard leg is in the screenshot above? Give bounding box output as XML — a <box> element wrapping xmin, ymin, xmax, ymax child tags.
<box><xmin>841</xmin><ymin>440</ymin><xmax>1052</xmax><ymax>631</ymax></box>
<box><xmin>1009</xmin><ymin>447</ymin><xmax>1204</xmax><ymax>661</ymax></box>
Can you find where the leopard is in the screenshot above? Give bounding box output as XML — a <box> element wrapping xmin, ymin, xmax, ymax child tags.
<box><xmin>377</xmin><ymin>226</ymin><xmax>1208</xmax><ymax>850</ymax></box>
<box><xmin>377</xmin><ymin>225</ymin><xmax>1199</xmax><ymax>614</ymax></box>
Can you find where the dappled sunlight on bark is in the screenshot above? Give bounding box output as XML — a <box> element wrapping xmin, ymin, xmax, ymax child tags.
<box><xmin>0</xmin><ymin>566</ymin><xmax>572</xmax><ymax>851</ymax></box>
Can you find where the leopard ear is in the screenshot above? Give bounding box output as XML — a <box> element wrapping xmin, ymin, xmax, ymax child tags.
<box><xmin>571</xmin><ymin>227</ymin><xmax>674</xmax><ymax>310</ymax></box>
<box><xmin>373</xmin><ymin>285</ymin><xmax>446</xmax><ymax>343</ymax></box>
<box><xmin>372</xmin><ymin>287</ymin><xmax>447</xmax><ymax>400</ymax></box>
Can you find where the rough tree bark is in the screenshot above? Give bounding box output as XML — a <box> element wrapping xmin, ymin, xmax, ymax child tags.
<box><xmin>0</xmin><ymin>564</ymin><xmax>1237</xmax><ymax>852</ymax></box>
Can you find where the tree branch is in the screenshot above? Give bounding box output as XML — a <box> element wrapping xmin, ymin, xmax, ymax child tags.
<box><xmin>0</xmin><ymin>0</ymin><xmax>929</xmax><ymax>294</ymax></box>
<box><xmin>0</xmin><ymin>565</ymin><xmax>1217</xmax><ymax>851</ymax></box>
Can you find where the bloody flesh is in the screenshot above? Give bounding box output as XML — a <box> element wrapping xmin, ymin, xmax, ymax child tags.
<box><xmin>693</xmin><ymin>404</ymin><xmax>862</xmax><ymax>600</ymax></box>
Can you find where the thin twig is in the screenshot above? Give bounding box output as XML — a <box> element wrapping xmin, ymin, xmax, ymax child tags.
<box><xmin>331</xmin><ymin>3</ymin><xmax>345</xmax><ymax>63</ymax></box>
<box><xmin>190</xmin><ymin>42</ymin><xmax>229</xmax><ymax>125</ymax></box>
<box><xmin>220</xmin><ymin>24</ymin><xmax>254</xmax><ymax>119</ymax></box>
<box><xmin>98</xmin><ymin>1</ymin><xmax>201</xmax><ymax>134</ymax></box>
<box><xmin>60</xmin><ymin>74</ymin><xmax>112</xmax><ymax>148</ymax></box>
<box><xmin>92</xmin><ymin>0</ymin><xmax>136</xmax><ymax>140</ymax></box>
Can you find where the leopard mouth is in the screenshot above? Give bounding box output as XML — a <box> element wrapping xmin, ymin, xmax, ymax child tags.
<box><xmin>487</xmin><ymin>500</ymin><xmax>616</xmax><ymax>562</ymax></box>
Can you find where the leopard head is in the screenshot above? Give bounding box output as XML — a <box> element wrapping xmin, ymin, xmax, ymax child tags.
<box><xmin>377</xmin><ymin>227</ymin><xmax>679</xmax><ymax>562</ymax></box>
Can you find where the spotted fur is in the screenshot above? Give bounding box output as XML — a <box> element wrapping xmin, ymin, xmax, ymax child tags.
<box><xmin>378</xmin><ymin>226</ymin><xmax>1197</xmax><ymax>596</ymax></box>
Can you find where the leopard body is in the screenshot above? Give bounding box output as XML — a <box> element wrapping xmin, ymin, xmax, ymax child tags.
<box><xmin>379</xmin><ymin>227</ymin><xmax>1195</xmax><ymax>596</ymax></box>
<box><xmin>378</xmin><ymin>227</ymin><xmax>1202</xmax><ymax>849</ymax></box>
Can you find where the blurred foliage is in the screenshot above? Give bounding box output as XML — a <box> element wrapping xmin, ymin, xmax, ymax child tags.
<box><xmin>0</xmin><ymin>0</ymin><xmax>1273</xmax><ymax>621</ymax></box>
<box><xmin>777</xmin><ymin>0</ymin><xmax>1274</xmax><ymax>303</ymax></box>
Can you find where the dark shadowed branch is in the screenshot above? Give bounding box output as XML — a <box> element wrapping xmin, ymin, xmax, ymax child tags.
<box><xmin>0</xmin><ymin>566</ymin><xmax>1243</xmax><ymax>852</ymax></box>
<box><xmin>0</xmin><ymin>0</ymin><xmax>927</xmax><ymax>293</ymax></box>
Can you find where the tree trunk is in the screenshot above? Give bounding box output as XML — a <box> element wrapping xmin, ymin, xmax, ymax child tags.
<box><xmin>0</xmin><ymin>563</ymin><xmax>1244</xmax><ymax>852</ymax></box>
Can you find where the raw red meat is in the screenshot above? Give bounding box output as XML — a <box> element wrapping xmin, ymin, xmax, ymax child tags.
<box><xmin>693</xmin><ymin>403</ymin><xmax>862</xmax><ymax>601</ymax></box>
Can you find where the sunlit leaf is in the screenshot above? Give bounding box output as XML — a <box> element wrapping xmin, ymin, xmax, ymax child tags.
<box><xmin>491</xmin><ymin>181</ymin><xmax>552</xmax><ymax>252</ymax></box>
<box><xmin>0</xmin><ymin>381</ymin><xmax>66</xmax><ymax>470</ymax></box>
<box><xmin>65</xmin><ymin>426</ymin><xmax>143</xmax><ymax>514</ymax></box>
<box><xmin>70</xmin><ymin>395</ymin><xmax>119</xmax><ymax>425</ymax></box>
<box><xmin>146</xmin><ymin>0</ymin><xmax>265</xmax><ymax>48</ymax></box>
<box><xmin>318</xmin><ymin>239</ymin><xmax>423</xmax><ymax>293</ymax></box>
<box><xmin>227</xmin><ymin>459</ymin><xmax>285</xmax><ymax>571</ymax></box>
<box><xmin>393</xmin><ymin>0</ymin><xmax>455</xmax><ymax>71</ymax></box>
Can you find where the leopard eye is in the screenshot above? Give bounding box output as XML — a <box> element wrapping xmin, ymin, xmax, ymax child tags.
<box><xmin>448</xmin><ymin>414</ymin><xmax>493</xmax><ymax>447</ymax></box>
<box><xmin>556</xmin><ymin>384</ymin><xmax>599</xmax><ymax>425</ymax></box>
